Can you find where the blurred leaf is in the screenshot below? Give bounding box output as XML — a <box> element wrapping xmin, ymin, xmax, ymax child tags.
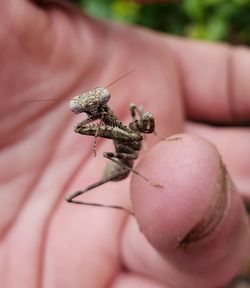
<box><xmin>186</xmin><ymin>23</ymin><xmax>207</xmax><ymax>39</ymax></box>
<box><xmin>207</xmin><ymin>17</ymin><xmax>228</xmax><ymax>40</ymax></box>
<box><xmin>183</xmin><ymin>0</ymin><xmax>205</xmax><ymax>21</ymax></box>
<box><xmin>111</xmin><ymin>0</ymin><xmax>141</xmax><ymax>23</ymax></box>
<box><xmin>203</xmin><ymin>0</ymin><xmax>227</xmax><ymax>7</ymax></box>
<box><xmin>233</xmin><ymin>0</ymin><xmax>250</xmax><ymax>5</ymax></box>
<box><xmin>82</xmin><ymin>0</ymin><xmax>113</xmax><ymax>19</ymax></box>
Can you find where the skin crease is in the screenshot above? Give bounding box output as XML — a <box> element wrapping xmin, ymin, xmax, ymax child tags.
<box><xmin>0</xmin><ymin>1</ymin><xmax>250</xmax><ymax>288</ymax></box>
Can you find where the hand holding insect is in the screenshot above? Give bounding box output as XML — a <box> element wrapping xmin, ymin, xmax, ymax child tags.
<box><xmin>1</xmin><ymin>1</ymin><xmax>250</xmax><ymax>288</ymax></box>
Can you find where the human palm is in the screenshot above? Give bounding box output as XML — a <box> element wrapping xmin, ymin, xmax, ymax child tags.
<box><xmin>1</xmin><ymin>1</ymin><xmax>250</xmax><ymax>287</ymax></box>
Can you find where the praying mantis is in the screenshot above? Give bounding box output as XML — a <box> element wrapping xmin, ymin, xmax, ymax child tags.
<box><xmin>65</xmin><ymin>70</ymin><xmax>163</xmax><ymax>213</ymax></box>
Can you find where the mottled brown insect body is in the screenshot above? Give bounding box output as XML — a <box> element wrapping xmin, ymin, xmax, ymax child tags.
<box><xmin>65</xmin><ymin>85</ymin><xmax>159</xmax><ymax>213</ymax></box>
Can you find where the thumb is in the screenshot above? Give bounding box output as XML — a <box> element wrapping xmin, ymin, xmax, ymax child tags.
<box><xmin>131</xmin><ymin>134</ymin><xmax>250</xmax><ymax>288</ymax></box>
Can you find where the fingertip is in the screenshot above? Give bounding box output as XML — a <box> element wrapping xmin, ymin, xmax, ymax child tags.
<box><xmin>131</xmin><ymin>133</ymin><xmax>250</xmax><ymax>286</ymax></box>
<box><xmin>131</xmin><ymin>134</ymin><xmax>223</xmax><ymax>248</ymax></box>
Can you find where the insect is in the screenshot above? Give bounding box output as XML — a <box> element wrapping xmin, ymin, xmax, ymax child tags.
<box><xmin>65</xmin><ymin>71</ymin><xmax>163</xmax><ymax>213</ymax></box>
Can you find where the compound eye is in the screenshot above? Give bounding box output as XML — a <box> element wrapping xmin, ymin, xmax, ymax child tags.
<box><xmin>99</xmin><ymin>88</ymin><xmax>111</xmax><ymax>104</ymax></box>
<box><xmin>69</xmin><ymin>98</ymin><xmax>84</xmax><ymax>114</ymax></box>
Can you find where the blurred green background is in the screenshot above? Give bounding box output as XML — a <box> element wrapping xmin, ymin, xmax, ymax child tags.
<box><xmin>72</xmin><ymin>0</ymin><xmax>250</xmax><ymax>45</ymax></box>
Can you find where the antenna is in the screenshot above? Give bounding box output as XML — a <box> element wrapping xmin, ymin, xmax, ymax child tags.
<box><xmin>25</xmin><ymin>69</ymin><xmax>136</xmax><ymax>103</ymax></box>
<box><xmin>104</xmin><ymin>69</ymin><xmax>136</xmax><ymax>89</ymax></box>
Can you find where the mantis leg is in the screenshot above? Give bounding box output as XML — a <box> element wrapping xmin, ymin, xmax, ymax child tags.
<box><xmin>103</xmin><ymin>152</ymin><xmax>163</xmax><ymax>188</ymax></box>
<box><xmin>65</xmin><ymin>169</ymin><xmax>133</xmax><ymax>214</ymax></box>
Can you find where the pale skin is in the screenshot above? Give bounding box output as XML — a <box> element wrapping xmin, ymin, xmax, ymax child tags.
<box><xmin>1</xmin><ymin>1</ymin><xmax>250</xmax><ymax>287</ymax></box>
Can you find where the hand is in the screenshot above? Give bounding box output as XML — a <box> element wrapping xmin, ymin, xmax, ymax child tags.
<box><xmin>1</xmin><ymin>1</ymin><xmax>249</xmax><ymax>287</ymax></box>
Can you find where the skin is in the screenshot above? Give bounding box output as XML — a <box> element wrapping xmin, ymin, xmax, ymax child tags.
<box><xmin>0</xmin><ymin>1</ymin><xmax>250</xmax><ymax>287</ymax></box>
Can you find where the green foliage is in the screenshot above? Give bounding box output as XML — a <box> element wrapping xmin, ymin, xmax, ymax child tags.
<box><xmin>112</xmin><ymin>0</ymin><xmax>140</xmax><ymax>23</ymax></box>
<box><xmin>72</xmin><ymin>0</ymin><xmax>250</xmax><ymax>45</ymax></box>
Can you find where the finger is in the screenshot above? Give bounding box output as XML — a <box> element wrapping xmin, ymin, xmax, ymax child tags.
<box><xmin>2</xmin><ymin>1</ymin><xmax>48</xmax><ymax>53</ymax></box>
<box><xmin>186</xmin><ymin>123</ymin><xmax>250</xmax><ymax>198</ymax></box>
<box><xmin>166</xmin><ymin>37</ymin><xmax>250</xmax><ymax>124</ymax></box>
<box><xmin>122</xmin><ymin>134</ymin><xmax>250</xmax><ymax>288</ymax></box>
